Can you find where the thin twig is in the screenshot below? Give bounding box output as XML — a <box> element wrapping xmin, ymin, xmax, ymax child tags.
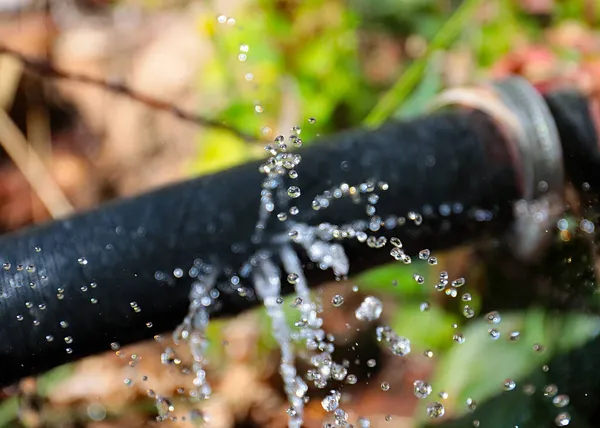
<box><xmin>0</xmin><ymin>44</ymin><xmax>258</xmax><ymax>142</ymax></box>
<box><xmin>0</xmin><ymin>108</ymin><xmax>74</xmax><ymax>218</ymax></box>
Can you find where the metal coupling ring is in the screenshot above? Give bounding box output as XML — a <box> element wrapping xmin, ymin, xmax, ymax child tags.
<box><xmin>429</xmin><ymin>76</ymin><xmax>565</xmax><ymax>261</ymax></box>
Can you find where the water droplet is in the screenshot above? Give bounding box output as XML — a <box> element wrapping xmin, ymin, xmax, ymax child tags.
<box><xmin>64</xmin><ymin>336</ymin><xmax>73</xmax><ymax>344</ymax></box>
<box><xmin>555</xmin><ymin>412</ymin><xmax>571</xmax><ymax>426</ymax></box>
<box><xmin>331</xmin><ymin>295</ymin><xmax>344</xmax><ymax>307</ymax></box>
<box><xmin>509</xmin><ymin>331</ymin><xmax>521</xmax><ymax>341</ymax></box>
<box><xmin>488</xmin><ymin>328</ymin><xmax>500</xmax><ymax>340</ymax></box>
<box><xmin>544</xmin><ymin>384</ymin><xmax>558</xmax><ymax>397</ymax></box>
<box><xmin>381</xmin><ymin>382</ymin><xmax>390</xmax><ymax>391</ymax></box>
<box><xmin>463</xmin><ymin>305</ymin><xmax>475</xmax><ymax>318</ymax></box>
<box><xmin>504</xmin><ymin>379</ymin><xmax>516</xmax><ymax>391</ymax></box>
<box><xmin>226</xmin><ymin>17</ymin><xmax>236</xmax><ymax>25</ymax></box>
<box><xmin>217</xmin><ymin>14</ymin><xmax>227</xmax><ymax>23</ymax></box>
<box><xmin>16</xmin><ymin>314</ymin><xmax>23</xmax><ymax>321</ymax></box>
<box><xmin>553</xmin><ymin>395</ymin><xmax>570</xmax><ymax>407</ymax></box>
<box><xmin>414</xmin><ymin>380</ymin><xmax>432</xmax><ymax>399</ymax></box>
<box><xmin>367</xmin><ymin>359</ymin><xmax>376</xmax><ymax>367</ymax></box>
<box><xmin>78</xmin><ymin>257</ymin><xmax>88</xmax><ymax>266</ymax></box>
<box><xmin>426</xmin><ymin>402</ymin><xmax>445</xmax><ymax>418</ymax></box>
<box><xmin>414</xmin><ymin>274</ymin><xmax>425</xmax><ymax>284</ymax></box>
<box><xmin>453</xmin><ymin>333</ymin><xmax>465</xmax><ymax>344</ymax></box>
<box><xmin>419</xmin><ymin>249</ymin><xmax>430</xmax><ymax>260</ymax></box>
<box><xmin>390</xmin><ymin>237</ymin><xmax>402</xmax><ymax>247</ymax></box>
<box><xmin>2</xmin><ymin>262</ymin><xmax>10</xmax><ymax>270</ymax></box>
<box><xmin>420</xmin><ymin>302</ymin><xmax>430</xmax><ymax>312</ymax></box>
<box><xmin>451</xmin><ymin>278</ymin><xmax>465</xmax><ymax>288</ymax></box>
<box><xmin>321</xmin><ymin>391</ymin><xmax>340</xmax><ymax>412</ymax></box>
<box><xmin>466</xmin><ymin>398</ymin><xmax>477</xmax><ymax>412</ymax></box>
<box><xmin>308</xmin><ymin>117</ymin><xmax>316</xmax><ymax>124</ymax></box>
<box><xmin>424</xmin><ymin>350</ymin><xmax>434</xmax><ymax>358</ymax></box>
<box><xmin>355</xmin><ymin>296</ymin><xmax>383</xmax><ymax>321</ymax></box>
<box><xmin>462</xmin><ymin>293</ymin><xmax>472</xmax><ymax>302</ymax></box>
<box><xmin>428</xmin><ymin>257</ymin><xmax>438</xmax><ymax>265</ymax></box>
<box><xmin>486</xmin><ymin>311</ymin><xmax>501</xmax><ymax>324</ymax></box>
<box><xmin>287</xmin><ymin>273</ymin><xmax>299</xmax><ymax>284</ymax></box>
<box><xmin>34</xmin><ymin>246</ymin><xmax>41</xmax><ymax>252</ymax></box>
<box><xmin>239</xmin><ymin>44</ymin><xmax>249</xmax><ymax>52</ymax></box>
<box><xmin>533</xmin><ymin>343</ymin><xmax>546</xmax><ymax>353</ymax></box>
<box><xmin>287</xmin><ymin>186</ymin><xmax>301</xmax><ymax>198</ymax></box>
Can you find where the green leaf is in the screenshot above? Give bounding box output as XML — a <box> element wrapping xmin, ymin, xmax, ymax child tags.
<box><xmin>420</xmin><ymin>309</ymin><xmax>600</xmax><ymax>422</ymax></box>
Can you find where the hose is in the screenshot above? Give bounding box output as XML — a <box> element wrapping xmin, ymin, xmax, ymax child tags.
<box><xmin>0</xmin><ymin>107</ymin><xmax>520</xmax><ymax>386</ymax></box>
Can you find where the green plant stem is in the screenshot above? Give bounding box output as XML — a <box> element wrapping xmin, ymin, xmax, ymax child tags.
<box><xmin>363</xmin><ymin>0</ymin><xmax>482</xmax><ymax>127</ymax></box>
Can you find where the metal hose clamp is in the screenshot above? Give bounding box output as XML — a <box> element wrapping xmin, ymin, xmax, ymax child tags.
<box><xmin>430</xmin><ymin>76</ymin><xmax>565</xmax><ymax>261</ymax></box>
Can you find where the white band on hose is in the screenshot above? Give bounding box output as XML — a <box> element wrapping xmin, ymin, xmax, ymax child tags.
<box><xmin>428</xmin><ymin>77</ymin><xmax>565</xmax><ymax>261</ymax></box>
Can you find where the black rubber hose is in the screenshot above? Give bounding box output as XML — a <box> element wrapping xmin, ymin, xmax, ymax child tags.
<box><xmin>0</xmin><ymin>109</ymin><xmax>519</xmax><ymax>386</ymax></box>
<box><xmin>543</xmin><ymin>91</ymin><xmax>600</xmax><ymax>194</ymax></box>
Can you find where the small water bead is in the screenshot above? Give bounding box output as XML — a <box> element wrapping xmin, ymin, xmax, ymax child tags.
<box><xmin>486</xmin><ymin>311</ymin><xmax>502</xmax><ymax>324</ymax></box>
<box><xmin>60</xmin><ymin>321</ymin><xmax>69</xmax><ymax>328</ymax></box>
<box><xmin>78</xmin><ymin>257</ymin><xmax>88</xmax><ymax>265</ymax></box>
<box><xmin>355</xmin><ymin>296</ymin><xmax>383</xmax><ymax>321</ymax></box>
<box><xmin>390</xmin><ymin>237</ymin><xmax>402</xmax><ymax>248</ymax></box>
<box><xmin>367</xmin><ymin>359</ymin><xmax>376</xmax><ymax>367</ymax></box>
<box><xmin>16</xmin><ymin>264</ymin><xmax>23</xmax><ymax>271</ymax></box>
<box><xmin>553</xmin><ymin>395</ymin><xmax>570</xmax><ymax>407</ymax></box>
<box><xmin>46</xmin><ymin>335</ymin><xmax>54</xmax><ymax>342</ymax></box>
<box><xmin>473</xmin><ymin>421</ymin><xmax>481</xmax><ymax>427</ymax></box>
<box><xmin>428</xmin><ymin>257</ymin><xmax>438</xmax><ymax>265</ymax></box>
<box><xmin>461</xmin><ymin>293</ymin><xmax>472</xmax><ymax>302</ymax></box>
<box><xmin>321</xmin><ymin>390</ymin><xmax>340</xmax><ymax>412</ymax></box>
<box><xmin>217</xmin><ymin>14</ymin><xmax>227</xmax><ymax>23</ymax></box>
<box><xmin>466</xmin><ymin>398</ymin><xmax>477</xmax><ymax>412</ymax></box>
<box><xmin>276</xmin><ymin>297</ymin><xmax>284</xmax><ymax>304</ymax></box>
<box><xmin>451</xmin><ymin>278</ymin><xmax>465</xmax><ymax>288</ymax></box>
<box><xmin>523</xmin><ymin>384</ymin><xmax>536</xmax><ymax>396</ymax></box>
<box><xmin>64</xmin><ymin>336</ymin><xmax>73</xmax><ymax>344</ymax></box>
<box><xmin>544</xmin><ymin>384</ymin><xmax>559</xmax><ymax>397</ymax></box>
<box><xmin>445</xmin><ymin>288</ymin><xmax>457</xmax><ymax>298</ymax></box>
<box><xmin>25</xmin><ymin>265</ymin><xmax>35</xmax><ymax>273</ymax></box>
<box><xmin>357</xmin><ymin>417</ymin><xmax>370</xmax><ymax>428</ymax></box>
<box><xmin>287</xmin><ymin>186</ymin><xmax>301</xmax><ymax>199</ymax></box>
<box><xmin>504</xmin><ymin>379</ymin><xmax>516</xmax><ymax>391</ymax></box>
<box><xmin>291</xmin><ymin>297</ymin><xmax>303</xmax><ymax>307</ymax></box>
<box><xmin>25</xmin><ymin>301</ymin><xmax>33</xmax><ymax>309</ymax></box>
<box><xmin>424</xmin><ymin>350</ymin><xmax>434</xmax><ymax>358</ymax></box>
<box><xmin>411</xmin><ymin>274</ymin><xmax>426</xmax><ymax>287</ymax></box>
<box><xmin>463</xmin><ymin>305</ymin><xmax>475</xmax><ymax>318</ymax></box>
<box><xmin>533</xmin><ymin>343</ymin><xmax>546</xmax><ymax>354</ymax></box>
<box><xmin>287</xmin><ymin>273</ymin><xmax>299</xmax><ymax>284</ymax></box>
<box><xmin>488</xmin><ymin>328</ymin><xmax>500</xmax><ymax>340</ymax></box>
<box><xmin>420</xmin><ymin>302</ymin><xmax>430</xmax><ymax>312</ymax></box>
<box><xmin>413</xmin><ymin>380</ymin><xmax>432</xmax><ymax>399</ymax></box>
<box><xmin>289</xmin><ymin>206</ymin><xmax>299</xmax><ymax>215</ymax></box>
<box><xmin>453</xmin><ymin>333</ymin><xmax>465</xmax><ymax>344</ymax></box>
<box><xmin>227</xmin><ymin>17</ymin><xmax>236</xmax><ymax>25</ymax></box>
<box><xmin>331</xmin><ymin>295</ymin><xmax>344</xmax><ymax>307</ymax></box>
<box><xmin>381</xmin><ymin>382</ymin><xmax>390</xmax><ymax>391</ymax></box>
<box><xmin>439</xmin><ymin>391</ymin><xmax>449</xmax><ymax>399</ymax></box>
<box><xmin>555</xmin><ymin>412</ymin><xmax>571</xmax><ymax>426</ymax></box>
<box><xmin>509</xmin><ymin>331</ymin><xmax>521</xmax><ymax>341</ymax></box>
<box><xmin>2</xmin><ymin>262</ymin><xmax>9</xmax><ymax>270</ymax></box>
<box><xmin>35</xmin><ymin>246</ymin><xmax>41</xmax><ymax>252</ymax></box>
<box><xmin>426</xmin><ymin>402</ymin><xmax>445</xmax><ymax>418</ymax></box>
<box><xmin>419</xmin><ymin>249</ymin><xmax>431</xmax><ymax>260</ymax></box>
<box><xmin>66</xmin><ymin>348</ymin><xmax>73</xmax><ymax>354</ymax></box>
<box><xmin>16</xmin><ymin>314</ymin><xmax>23</xmax><ymax>321</ymax></box>
<box><xmin>346</xmin><ymin>374</ymin><xmax>358</xmax><ymax>384</ymax></box>
<box><xmin>543</xmin><ymin>364</ymin><xmax>550</xmax><ymax>372</ymax></box>
<box><xmin>239</xmin><ymin>44</ymin><xmax>249</xmax><ymax>53</ymax></box>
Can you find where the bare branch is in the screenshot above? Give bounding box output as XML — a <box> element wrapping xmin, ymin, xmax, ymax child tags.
<box><xmin>0</xmin><ymin>44</ymin><xmax>258</xmax><ymax>142</ymax></box>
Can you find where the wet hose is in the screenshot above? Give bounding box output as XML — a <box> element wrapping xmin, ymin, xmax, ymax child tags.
<box><xmin>0</xmin><ymin>78</ymin><xmax>596</xmax><ymax>387</ymax></box>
